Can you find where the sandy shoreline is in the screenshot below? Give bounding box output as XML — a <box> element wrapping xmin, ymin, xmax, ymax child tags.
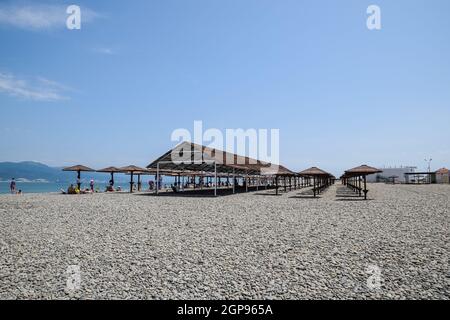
<box><xmin>0</xmin><ymin>183</ymin><xmax>448</xmax><ymax>299</ymax></box>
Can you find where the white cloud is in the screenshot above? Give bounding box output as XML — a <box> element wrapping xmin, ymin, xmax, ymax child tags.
<box><xmin>0</xmin><ymin>3</ymin><xmax>98</xmax><ymax>30</ymax></box>
<box><xmin>0</xmin><ymin>73</ymin><xmax>70</xmax><ymax>101</ymax></box>
<box><xmin>92</xmin><ymin>47</ymin><xmax>116</xmax><ymax>55</ymax></box>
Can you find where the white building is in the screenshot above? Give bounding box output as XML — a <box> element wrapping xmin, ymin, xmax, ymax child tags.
<box><xmin>366</xmin><ymin>166</ymin><xmax>417</xmax><ymax>183</ymax></box>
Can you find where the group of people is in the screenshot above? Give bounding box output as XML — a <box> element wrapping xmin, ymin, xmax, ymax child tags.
<box><xmin>9</xmin><ymin>176</ymin><xmax>256</xmax><ymax>195</ymax></box>
<box><xmin>63</xmin><ymin>179</ymin><xmax>99</xmax><ymax>195</ymax></box>
<box><xmin>65</xmin><ymin>178</ymin><xmax>124</xmax><ymax>194</ymax></box>
<box><xmin>60</xmin><ymin>177</ymin><xmax>164</xmax><ymax>194</ymax></box>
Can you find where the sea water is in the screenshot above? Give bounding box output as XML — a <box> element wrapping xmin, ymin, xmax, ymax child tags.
<box><xmin>0</xmin><ymin>181</ymin><xmax>151</xmax><ymax>194</ymax></box>
<box><xmin>0</xmin><ymin>178</ymin><xmax>174</xmax><ymax>194</ymax></box>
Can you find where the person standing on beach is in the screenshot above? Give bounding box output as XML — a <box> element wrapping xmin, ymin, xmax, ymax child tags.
<box><xmin>90</xmin><ymin>179</ymin><xmax>94</xmax><ymax>192</ymax></box>
<box><xmin>10</xmin><ymin>178</ymin><xmax>16</xmax><ymax>194</ymax></box>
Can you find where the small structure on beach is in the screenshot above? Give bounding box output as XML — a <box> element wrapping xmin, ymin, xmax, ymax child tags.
<box><xmin>119</xmin><ymin>165</ymin><xmax>148</xmax><ymax>193</ymax></box>
<box><xmin>125</xmin><ymin>169</ymin><xmax>155</xmax><ymax>192</ymax></box>
<box><xmin>96</xmin><ymin>166</ymin><xmax>122</xmax><ymax>187</ymax></box>
<box><xmin>435</xmin><ymin>168</ymin><xmax>449</xmax><ymax>184</ymax></box>
<box><xmin>62</xmin><ymin>165</ymin><xmax>95</xmax><ymax>190</ymax></box>
<box><xmin>146</xmin><ymin>141</ymin><xmax>296</xmax><ymax>196</ymax></box>
<box><xmin>404</xmin><ymin>172</ymin><xmax>436</xmax><ymax>184</ymax></box>
<box><xmin>298</xmin><ymin>167</ymin><xmax>333</xmax><ymax>197</ymax></box>
<box><xmin>342</xmin><ymin>165</ymin><xmax>382</xmax><ymax>200</ymax></box>
<box><xmin>366</xmin><ymin>166</ymin><xmax>416</xmax><ymax>183</ymax></box>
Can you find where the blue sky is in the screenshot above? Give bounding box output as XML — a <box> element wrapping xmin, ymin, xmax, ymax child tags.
<box><xmin>0</xmin><ymin>0</ymin><xmax>449</xmax><ymax>175</ymax></box>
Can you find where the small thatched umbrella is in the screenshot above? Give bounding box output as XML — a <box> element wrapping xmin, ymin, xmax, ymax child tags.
<box><xmin>298</xmin><ymin>167</ymin><xmax>331</xmax><ymax>197</ymax></box>
<box><xmin>345</xmin><ymin>165</ymin><xmax>382</xmax><ymax>176</ymax></box>
<box><xmin>125</xmin><ymin>170</ymin><xmax>152</xmax><ymax>191</ymax></box>
<box><xmin>298</xmin><ymin>167</ymin><xmax>330</xmax><ymax>176</ymax></box>
<box><xmin>119</xmin><ymin>165</ymin><xmax>148</xmax><ymax>193</ymax></box>
<box><xmin>96</xmin><ymin>167</ymin><xmax>122</xmax><ymax>187</ymax></box>
<box><xmin>344</xmin><ymin>165</ymin><xmax>382</xmax><ymax>200</ymax></box>
<box><xmin>62</xmin><ymin>165</ymin><xmax>95</xmax><ymax>190</ymax></box>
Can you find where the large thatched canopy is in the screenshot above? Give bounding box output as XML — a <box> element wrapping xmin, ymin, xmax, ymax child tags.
<box><xmin>262</xmin><ymin>164</ymin><xmax>296</xmax><ymax>176</ymax></box>
<box><xmin>146</xmin><ymin>141</ymin><xmax>295</xmax><ymax>176</ymax></box>
<box><xmin>146</xmin><ymin>168</ymin><xmax>193</xmax><ymax>176</ymax></box>
<box><xmin>125</xmin><ymin>170</ymin><xmax>152</xmax><ymax>176</ymax></box>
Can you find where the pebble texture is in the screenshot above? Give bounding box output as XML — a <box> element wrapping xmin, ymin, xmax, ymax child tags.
<box><xmin>0</xmin><ymin>183</ymin><xmax>449</xmax><ymax>299</ymax></box>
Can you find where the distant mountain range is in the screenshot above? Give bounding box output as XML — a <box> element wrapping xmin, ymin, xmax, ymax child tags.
<box><xmin>0</xmin><ymin>161</ymin><xmax>127</xmax><ymax>183</ymax></box>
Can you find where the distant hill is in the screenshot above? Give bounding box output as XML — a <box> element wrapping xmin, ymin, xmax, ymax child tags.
<box><xmin>0</xmin><ymin>161</ymin><xmax>127</xmax><ymax>183</ymax></box>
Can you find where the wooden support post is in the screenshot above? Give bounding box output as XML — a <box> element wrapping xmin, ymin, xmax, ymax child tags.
<box><xmin>77</xmin><ymin>170</ymin><xmax>81</xmax><ymax>190</ymax></box>
<box><xmin>245</xmin><ymin>173</ymin><xmax>248</xmax><ymax>193</ymax></box>
<box><xmin>313</xmin><ymin>176</ymin><xmax>316</xmax><ymax>197</ymax></box>
<box><xmin>232</xmin><ymin>169</ymin><xmax>235</xmax><ymax>194</ymax></box>
<box><xmin>214</xmin><ymin>162</ymin><xmax>217</xmax><ymax>197</ymax></box>
<box><xmin>276</xmin><ymin>175</ymin><xmax>279</xmax><ymax>195</ymax></box>
<box><xmin>358</xmin><ymin>176</ymin><xmax>362</xmax><ymax>197</ymax></box>
<box><xmin>130</xmin><ymin>172</ymin><xmax>134</xmax><ymax>193</ymax></box>
<box><xmin>156</xmin><ymin>163</ymin><xmax>160</xmax><ymax>195</ymax></box>
<box><xmin>363</xmin><ymin>175</ymin><xmax>368</xmax><ymax>200</ymax></box>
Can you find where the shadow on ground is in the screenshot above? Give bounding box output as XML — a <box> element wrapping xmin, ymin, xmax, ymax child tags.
<box><xmin>133</xmin><ymin>186</ymin><xmax>277</xmax><ymax>198</ymax></box>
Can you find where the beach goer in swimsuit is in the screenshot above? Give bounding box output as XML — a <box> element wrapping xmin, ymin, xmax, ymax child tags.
<box><xmin>10</xmin><ymin>178</ymin><xmax>16</xmax><ymax>194</ymax></box>
<box><xmin>67</xmin><ymin>184</ymin><xmax>76</xmax><ymax>194</ymax></box>
<box><xmin>90</xmin><ymin>179</ymin><xmax>94</xmax><ymax>192</ymax></box>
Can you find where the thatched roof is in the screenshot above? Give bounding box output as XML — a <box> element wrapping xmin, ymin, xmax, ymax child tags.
<box><xmin>146</xmin><ymin>141</ymin><xmax>295</xmax><ymax>176</ymax></box>
<box><xmin>298</xmin><ymin>167</ymin><xmax>330</xmax><ymax>176</ymax></box>
<box><xmin>96</xmin><ymin>166</ymin><xmax>122</xmax><ymax>173</ymax></box>
<box><xmin>345</xmin><ymin>165</ymin><xmax>382</xmax><ymax>176</ymax></box>
<box><xmin>146</xmin><ymin>168</ymin><xmax>189</xmax><ymax>175</ymax></box>
<box><xmin>261</xmin><ymin>164</ymin><xmax>296</xmax><ymax>176</ymax></box>
<box><xmin>119</xmin><ymin>165</ymin><xmax>148</xmax><ymax>172</ymax></box>
<box><xmin>62</xmin><ymin>165</ymin><xmax>95</xmax><ymax>172</ymax></box>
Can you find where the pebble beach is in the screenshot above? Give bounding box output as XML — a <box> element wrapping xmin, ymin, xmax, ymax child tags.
<box><xmin>0</xmin><ymin>183</ymin><xmax>448</xmax><ymax>299</ymax></box>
